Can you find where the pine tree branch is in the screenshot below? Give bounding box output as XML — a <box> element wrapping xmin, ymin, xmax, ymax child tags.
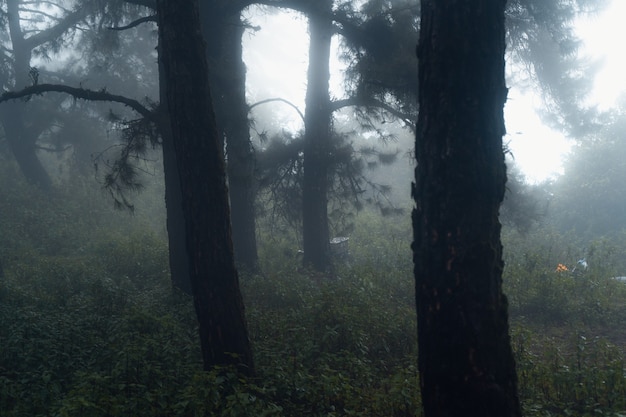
<box><xmin>23</xmin><ymin>7</ymin><xmax>87</xmax><ymax>51</ymax></box>
<box><xmin>0</xmin><ymin>84</ymin><xmax>155</xmax><ymax>121</ymax></box>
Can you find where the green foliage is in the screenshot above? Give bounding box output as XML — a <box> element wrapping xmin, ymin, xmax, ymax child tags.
<box><xmin>2</xmin><ymin>173</ymin><xmax>626</xmax><ymax>417</ymax></box>
<box><xmin>502</xmin><ymin>225</ymin><xmax>626</xmax><ymax>416</ymax></box>
<box><xmin>0</xmin><ymin>180</ymin><xmax>422</xmax><ymax>416</ymax></box>
<box><xmin>513</xmin><ymin>327</ymin><xmax>626</xmax><ymax>416</ymax></box>
<box><xmin>246</xmin><ymin>218</ymin><xmax>421</xmax><ymax>415</ymax></box>
<box><xmin>503</xmin><ymin>226</ymin><xmax>626</xmax><ymax>325</ymax></box>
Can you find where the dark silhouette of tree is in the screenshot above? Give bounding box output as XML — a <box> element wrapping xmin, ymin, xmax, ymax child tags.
<box><xmin>1</xmin><ymin>0</ymin><xmax>255</xmax><ymax>371</ymax></box>
<box><xmin>199</xmin><ymin>1</ymin><xmax>259</xmax><ymax>271</ymax></box>
<box><xmin>116</xmin><ymin>0</ymin><xmax>261</xmax><ymax>272</ymax></box>
<box><xmin>412</xmin><ymin>1</ymin><xmax>521</xmax><ymax>416</ymax></box>
<box><xmin>301</xmin><ymin>0</ymin><xmax>333</xmax><ymax>270</ymax></box>
<box><xmin>156</xmin><ymin>0</ymin><xmax>254</xmax><ymax>373</ymax></box>
<box><xmin>157</xmin><ymin>63</ymin><xmax>192</xmax><ymax>295</ymax></box>
<box><xmin>248</xmin><ymin>0</ymin><xmax>416</xmax><ymax>270</ymax></box>
<box><xmin>0</xmin><ymin>0</ymin><xmax>89</xmax><ymax>190</ymax></box>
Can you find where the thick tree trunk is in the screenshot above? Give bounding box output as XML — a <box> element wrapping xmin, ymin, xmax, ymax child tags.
<box><xmin>302</xmin><ymin>1</ymin><xmax>333</xmax><ymax>271</ymax></box>
<box><xmin>160</xmin><ymin>118</ymin><xmax>192</xmax><ymax>295</ymax></box>
<box><xmin>156</xmin><ymin>0</ymin><xmax>254</xmax><ymax>374</ymax></box>
<box><xmin>412</xmin><ymin>1</ymin><xmax>521</xmax><ymax>416</ymax></box>
<box><xmin>200</xmin><ymin>2</ymin><xmax>259</xmax><ymax>272</ymax></box>
<box><xmin>157</xmin><ymin>53</ymin><xmax>192</xmax><ymax>295</ymax></box>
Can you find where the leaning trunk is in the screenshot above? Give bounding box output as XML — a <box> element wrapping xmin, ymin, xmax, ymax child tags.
<box><xmin>302</xmin><ymin>1</ymin><xmax>333</xmax><ymax>270</ymax></box>
<box><xmin>200</xmin><ymin>2</ymin><xmax>259</xmax><ymax>272</ymax></box>
<box><xmin>156</xmin><ymin>0</ymin><xmax>254</xmax><ymax>374</ymax></box>
<box><xmin>412</xmin><ymin>1</ymin><xmax>521</xmax><ymax>416</ymax></box>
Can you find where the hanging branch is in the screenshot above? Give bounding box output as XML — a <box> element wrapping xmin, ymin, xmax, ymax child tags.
<box><xmin>0</xmin><ymin>83</ymin><xmax>155</xmax><ymax>121</ymax></box>
<box><xmin>249</xmin><ymin>97</ymin><xmax>306</xmax><ymax>124</ymax></box>
<box><xmin>108</xmin><ymin>15</ymin><xmax>157</xmax><ymax>31</ymax></box>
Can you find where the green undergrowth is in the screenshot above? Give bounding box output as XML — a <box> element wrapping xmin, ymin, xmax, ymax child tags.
<box><xmin>1</xmin><ymin>174</ymin><xmax>626</xmax><ymax>416</ymax></box>
<box><xmin>0</xmin><ymin>232</ymin><xmax>421</xmax><ymax>416</ymax></box>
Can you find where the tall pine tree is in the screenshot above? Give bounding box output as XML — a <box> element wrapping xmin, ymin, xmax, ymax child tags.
<box><xmin>412</xmin><ymin>1</ymin><xmax>521</xmax><ymax>415</ymax></box>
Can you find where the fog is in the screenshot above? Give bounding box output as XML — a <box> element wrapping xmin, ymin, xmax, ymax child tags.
<box><xmin>1</xmin><ymin>1</ymin><xmax>626</xmax><ymax>416</ymax></box>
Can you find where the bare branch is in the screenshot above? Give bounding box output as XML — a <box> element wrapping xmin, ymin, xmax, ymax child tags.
<box><xmin>109</xmin><ymin>15</ymin><xmax>157</xmax><ymax>31</ymax></box>
<box><xmin>0</xmin><ymin>83</ymin><xmax>155</xmax><ymax>121</ymax></box>
<box><xmin>330</xmin><ymin>96</ymin><xmax>415</xmax><ymax>130</ymax></box>
<box><xmin>249</xmin><ymin>97</ymin><xmax>306</xmax><ymax>124</ymax></box>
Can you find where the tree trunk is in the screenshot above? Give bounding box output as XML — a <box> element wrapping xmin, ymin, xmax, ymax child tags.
<box><xmin>157</xmin><ymin>50</ymin><xmax>192</xmax><ymax>295</ymax></box>
<box><xmin>302</xmin><ymin>1</ymin><xmax>333</xmax><ymax>271</ymax></box>
<box><xmin>156</xmin><ymin>0</ymin><xmax>254</xmax><ymax>374</ymax></box>
<box><xmin>160</xmin><ymin>117</ymin><xmax>192</xmax><ymax>295</ymax></box>
<box><xmin>0</xmin><ymin>104</ymin><xmax>52</xmax><ymax>190</ymax></box>
<box><xmin>200</xmin><ymin>2</ymin><xmax>259</xmax><ymax>272</ymax></box>
<box><xmin>412</xmin><ymin>1</ymin><xmax>521</xmax><ymax>416</ymax></box>
<box><xmin>2</xmin><ymin>0</ymin><xmax>52</xmax><ymax>191</ymax></box>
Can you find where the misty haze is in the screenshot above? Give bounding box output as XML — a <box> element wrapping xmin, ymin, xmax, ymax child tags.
<box><xmin>1</xmin><ymin>0</ymin><xmax>625</xmax><ymax>416</ymax></box>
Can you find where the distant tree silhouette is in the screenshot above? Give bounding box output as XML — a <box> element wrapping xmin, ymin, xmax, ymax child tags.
<box><xmin>0</xmin><ymin>0</ymin><xmax>89</xmax><ymax>190</ymax></box>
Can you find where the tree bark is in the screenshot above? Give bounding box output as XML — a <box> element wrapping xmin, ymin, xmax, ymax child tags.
<box><xmin>412</xmin><ymin>1</ymin><xmax>521</xmax><ymax>416</ymax></box>
<box><xmin>302</xmin><ymin>0</ymin><xmax>333</xmax><ymax>271</ymax></box>
<box><xmin>157</xmin><ymin>52</ymin><xmax>192</xmax><ymax>295</ymax></box>
<box><xmin>156</xmin><ymin>0</ymin><xmax>254</xmax><ymax>374</ymax></box>
<box><xmin>200</xmin><ymin>2</ymin><xmax>259</xmax><ymax>272</ymax></box>
<box><xmin>160</xmin><ymin>118</ymin><xmax>192</xmax><ymax>295</ymax></box>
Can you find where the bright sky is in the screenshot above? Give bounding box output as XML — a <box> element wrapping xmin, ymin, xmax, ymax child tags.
<box><xmin>243</xmin><ymin>2</ymin><xmax>626</xmax><ymax>184</ymax></box>
<box><xmin>503</xmin><ymin>90</ymin><xmax>571</xmax><ymax>183</ymax></box>
<box><xmin>578</xmin><ymin>1</ymin><xmax>626</xmax><ymax>109</ymax></box>
<box><xmin>506</xmin><ymin>0</ymin><xmax>626</xmax><ymax>183</ymax></box>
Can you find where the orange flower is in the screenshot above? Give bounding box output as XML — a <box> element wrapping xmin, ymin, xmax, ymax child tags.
<box><xmin>555</xmin><ymin>263</ymin><xmax>568</xmax><ymax>272</ymax></box>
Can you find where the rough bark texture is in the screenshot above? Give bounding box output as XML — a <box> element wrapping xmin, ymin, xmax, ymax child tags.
<box><xmin>157</xmin><ymin>52</ymin><xmax>191</xmax><ymax>295</ymax></box>
<box><xmin>412</xmin><ymin>1</ymin><xmax>521</xmax><ymax>416</ymax></box>
<box><xmin>200</xmin><ymin>2</ymin><xmax>259</xmax><ymax>272</ymax></box>
<box><xmin>156</xmin><ymin>0</ymin><xmax>254</xmax><ymax>374</ymax></box>
<box><xmin>302</xmin><ymin>0</ymin><xmax>333</xmax><ymax>270</ymax></box>
<box><xmin>160</xmin><ymin>117</ymin><xmax>191</xmax><ymax>295</ymax></box>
